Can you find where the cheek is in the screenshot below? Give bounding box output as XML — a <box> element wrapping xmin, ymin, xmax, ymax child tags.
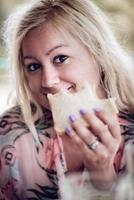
<box><xmin>88</xmin><ymin>68</ymin><xmax>100</xmax><ymax>84</ymax></box>
<box><xmin>76</xmin><ymin>64</ymin><xmax>100</xmax><ymax>83</ymax></box>
<box><xmin>26</xmin><ymin>76</ymin><xmax>41</xmax><ymax>94</ymax></box>
<box><xmin>83</xmin><ymin>59</ymin><xmax>100</xmax><ymax>85</ymax></box>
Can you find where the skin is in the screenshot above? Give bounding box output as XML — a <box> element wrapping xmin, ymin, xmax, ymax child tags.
<box><xmin>22</xmin><ymin>23</ymin><xmax>121</xmax><ymax>190</ymax></box>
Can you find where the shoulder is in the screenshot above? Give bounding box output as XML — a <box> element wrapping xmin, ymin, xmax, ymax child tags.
<box><xmin>0</xmin><ymin>105</ymin><xmax>25</xmax><ymax>136</ymax></box>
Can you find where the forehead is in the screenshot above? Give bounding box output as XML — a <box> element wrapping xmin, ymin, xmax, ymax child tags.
<box><xmin>22</xmin><ymin>23</ymin><xmax>86</xmax><ymax>53</ymax></box>
<box><xmin>24</xmin><ymin>23</ymin><xmax>72</xmax><ymax>41</ymax></box>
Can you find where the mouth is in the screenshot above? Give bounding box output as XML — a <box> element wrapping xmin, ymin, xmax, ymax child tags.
<box><xmin>42</xmin><ymin>85</ymin><xmax>75</xmax><ymax>96</ymax></box>
<box><xmin>67</xmin><ymin>85</ymin><xmax>75</xmax><ymax>93</ymax></box>
<box><xmin>40</xmin><ymin>85</ymin><xmax>76</xmax><ymax>110</ymax></box>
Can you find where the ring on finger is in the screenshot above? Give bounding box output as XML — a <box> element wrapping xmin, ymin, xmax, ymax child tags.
<box><xmin>87</xmin><ymin>139</ymin><xmax>99</xmax><ymax>151</ymax></box>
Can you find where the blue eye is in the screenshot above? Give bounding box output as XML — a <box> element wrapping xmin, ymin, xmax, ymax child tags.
<box><xmin>53</xmin><ymin>55</ymin><xmax>69</xmax><ymax>65</ymax></box>
<box><xmin>27</xmin><ymin>63</ymin><xmax>41</xmax><ymax>72</ymax></box>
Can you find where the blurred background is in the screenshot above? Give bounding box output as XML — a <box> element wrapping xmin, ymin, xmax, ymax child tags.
<box><xmin>0</xmin><ymin>0</ymin><xmax>134</xmax><ymax>113</ymax></box>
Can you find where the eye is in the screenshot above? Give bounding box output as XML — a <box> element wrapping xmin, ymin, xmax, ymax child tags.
<box><xmin>26</xmin><ymin>63</ymin><xmax>42</xmax><ymax>72</ymax></box>
<box><xmin>53</xmin><ymin>55</ymin><xmax>69</xmax><ymax>65</ymax></box>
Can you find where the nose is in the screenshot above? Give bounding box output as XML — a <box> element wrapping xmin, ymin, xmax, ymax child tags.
<box><xmin>41</xmin><ymin>64</ymin><xmax>60</xmax><ymax>88</ymax></box>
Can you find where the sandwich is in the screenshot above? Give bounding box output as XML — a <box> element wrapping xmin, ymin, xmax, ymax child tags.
<box><xmin>47</xmin><ymin>83</ymin><xmax>118</xmax><ymax>135</ymax></box>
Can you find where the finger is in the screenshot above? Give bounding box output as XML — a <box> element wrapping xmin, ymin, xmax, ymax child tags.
<box><xmin>94</xmin><ymin>109</ymin><xmax>121</xmax><ymax>140</ymax></box>
<box><xmin>68</xmin><ymin>114</ymin><xmax>97</xmax><ymax>146</ymax></box>
<box><xmin>86</xmin><ymin>138</ymin><xmax>109</xmax><ymax>160</ymax></box>
<box><xmin>79</xmin><ymin>109</ymin><xmax>113</xmax><ymax>146</ymax></box>
<box><xmin>67</xmin><ymin>115</ymin><xmax>109</xmax><ymax>158</ymax></box>
<box><xmin>65</xmin><ymin>126</ymin><xmax>109</xmax><ymax>164</ymax></box>
<box><xmin>65</xmin><ymin>126</ymin><xmax>95</xmax><ymax>157</ymax></box>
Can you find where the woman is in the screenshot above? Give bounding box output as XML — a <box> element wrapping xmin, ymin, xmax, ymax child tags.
<box><xmin>0</xmin><ymin>0</ymin><xmax>134</xmax><ymax>199</ymax></box>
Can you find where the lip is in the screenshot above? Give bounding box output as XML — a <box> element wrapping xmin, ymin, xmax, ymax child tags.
<box><xmin>67</xmin><ymin>85</ymin><xmax>75</xmax><ymax>93</ymax></box>
<box><xmin>42</xmin><ymin>85</ymin><xmax>75</xmax><ymax>96</ymax></box>
<box><xmin>68</xmin><ymin>85</ymin><xmax>73</xmax><ymax>90</ymax></box>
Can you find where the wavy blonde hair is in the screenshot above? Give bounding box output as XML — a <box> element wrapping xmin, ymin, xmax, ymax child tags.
<box><xmin>3</xmin><ymin>0</ymin><xmax>134</xmax><ymax>143</ymax></box>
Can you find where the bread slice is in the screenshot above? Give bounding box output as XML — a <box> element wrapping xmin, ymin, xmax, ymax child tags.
<box><xmin>47</xmin><ymin>83</ymin><xmax>118</xmax><ymax>135</ymax></box>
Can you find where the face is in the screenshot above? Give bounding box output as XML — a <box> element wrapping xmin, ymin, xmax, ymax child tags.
<box><xmin>22</xmin><ymin>24</ymin><xmax>106</xmax><ymax>109</ymax></box>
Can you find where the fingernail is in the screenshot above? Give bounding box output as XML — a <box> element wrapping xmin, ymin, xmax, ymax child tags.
<box><xmin>94</xmin><ymin>108</ymin><xmax>102</xmax><ymax>113</ymax></box>
<box><xmin>65</xmin><ymin>127</ymin><xmax>72</xmax><ymax>135</ymax></box>
<box><xmin>69</xmin><ymin>114</ymin><xmax>76</xmax><ymax>123</ymax></box>
<box><xmin>80</xmin><ymin>108</ymin><xmax>88</xmax><ymax>115</ymax></box>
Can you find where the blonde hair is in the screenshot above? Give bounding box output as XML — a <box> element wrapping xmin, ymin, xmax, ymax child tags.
<box><xmin>3</xmin><ymin>0</ymin><xmax>134</xmax><ymax>143</ymax></box>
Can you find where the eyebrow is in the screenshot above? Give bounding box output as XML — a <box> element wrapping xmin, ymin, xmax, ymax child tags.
<box><xmin>46</xmin><ymin>44</ymin><xmax>69</xmax><ymax>55</ymax></box>
<box><xmin>23</xmin><ymin>44</ymin><xmax>69</xmax><ymax>60</ymax></box>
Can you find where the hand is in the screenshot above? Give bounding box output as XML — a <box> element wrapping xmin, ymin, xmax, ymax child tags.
<box><xmin>65</xmin><ymin>108</ymin><xmax>121</xmax><ymax>189</ymax></box>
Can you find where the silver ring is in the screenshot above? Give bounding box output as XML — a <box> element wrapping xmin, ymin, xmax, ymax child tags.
<box><xmin>87</xmin><ymin>139</ymin><xmax>99</xmax><ymax>151</ymax></box>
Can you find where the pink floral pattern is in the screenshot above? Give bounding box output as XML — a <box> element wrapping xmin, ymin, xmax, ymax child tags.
<box><xmin>0</xmin><ymin>106</ymin><xmax>66</xmax><ymax>199</ymax></box>
<box><xmin>0</xmin><ymin>106</ymin><xmax>133</xmax><ymax>199</ymax></box>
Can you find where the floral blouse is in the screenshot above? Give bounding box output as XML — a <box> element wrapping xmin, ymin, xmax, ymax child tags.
<box><xmin>0</xmin><ymin>106</ymin><xmax>133</xmax><ymax>200</ymax></box>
